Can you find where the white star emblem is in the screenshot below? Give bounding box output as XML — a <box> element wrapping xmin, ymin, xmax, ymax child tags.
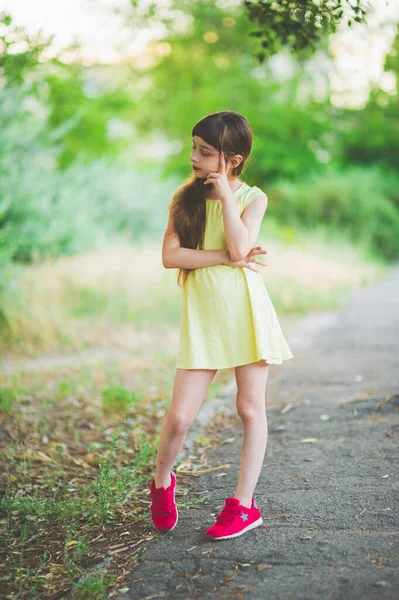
<box><xmin>240</xmin><ymin>512</ymin><xmax>249</xmax><ymax>521</ymax></box>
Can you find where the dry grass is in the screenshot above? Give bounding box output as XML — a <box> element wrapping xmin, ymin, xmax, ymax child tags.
<box><xmin>258</xmin><ymin>225</ymin><xmax>387</xmax><ymax>314</ymax></box>
<box><xmin>0</xmin><ymin>232</ymin><xmax>388</xmax><ymax>359</ymax></box>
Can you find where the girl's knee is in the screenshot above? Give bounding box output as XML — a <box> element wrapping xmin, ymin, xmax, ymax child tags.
<box><xmin>166</xmin><ymin>411</ymin><xmax>193</xmax><ymax>435</ymax></box>
<box><xmin>236</xmin><ymin>397</ymin><xmax>266</xmax><ymax>422</ymax></box>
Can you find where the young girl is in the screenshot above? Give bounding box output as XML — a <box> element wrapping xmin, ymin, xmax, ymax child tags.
<box><xmin>149</xmin><ymin>111</ymin><xmax>293</xmax><ymax>540</ymax></box>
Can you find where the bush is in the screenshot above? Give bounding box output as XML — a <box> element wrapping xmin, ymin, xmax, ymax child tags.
<box><xmin>268</xmin><ymin>167</ymin><xmax>399</xmax><ymax>260</ymax></box>
<box><xmin>0</xmin><ymin>85</ymin><xmax>177</xmax><ymax>282</ymax></box>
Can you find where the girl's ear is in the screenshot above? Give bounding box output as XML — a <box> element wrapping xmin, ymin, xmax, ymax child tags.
<box><xmin>232</xmin><ymin>154</ymin><xmax>243</xmax><ymax>169</ymax></box>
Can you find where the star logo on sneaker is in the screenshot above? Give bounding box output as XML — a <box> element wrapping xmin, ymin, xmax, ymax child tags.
<box><xmin>240</xmin><ymin>512</ymin><xmax>249</xmax><ymax>521</ymax></box>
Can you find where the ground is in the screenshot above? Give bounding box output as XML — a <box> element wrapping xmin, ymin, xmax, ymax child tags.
<box><xmin>115</xmin><ymin>264</ymin><xmax>399</xmax><ymax>600</ymax></box>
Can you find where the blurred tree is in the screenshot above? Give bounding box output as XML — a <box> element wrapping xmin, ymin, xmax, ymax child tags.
<box><xmin>0</xmin><ymin>12</ymin><xmax>136</xmax><ymax>168</ymax></box>
<box><xmin>0</xmin><ymin>12</ymin><xmax>53</xmax><ymax>87</ymax></box>
<box><xmin>244</xmin><ymin>0</ymin><xmax>367</xmax><ymax>61</ymax></box>
<box><xmin>45</xmin><ymin>65</ymin><xmax>136</xmax><ymax>169</ymax></box>
<box><xmin>338</xmin><ymin>30</ymin><xmax>399</xmax><ymax>174</ymax></box>
<box><xmin>125</xmin><ymin>0</ymin><xmax>368</xmax><ymax>62</ymax></box>
<box><xmin>127</xmin><ymin>0</ymin><xmax>337</xmax><ymax>182</ymax></box>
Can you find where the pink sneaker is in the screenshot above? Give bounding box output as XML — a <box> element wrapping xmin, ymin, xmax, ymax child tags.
<box><xmin>149</xmin><ymin>471</ymin><xmax>178</xmax><ymax>531</ymax></box>
<box><xmin>205</xmin><ymin>497</ymin><xmax>263</xmax><ymax>540</ymax></box>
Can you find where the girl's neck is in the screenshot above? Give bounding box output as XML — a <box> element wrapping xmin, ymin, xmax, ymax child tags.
<box><xmin>206</xmin><ymin>178</ymin><xmax>242</xmax><ymax>199</ymax></box>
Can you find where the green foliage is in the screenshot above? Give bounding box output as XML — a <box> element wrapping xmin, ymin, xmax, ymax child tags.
<box><xmin>56</xmin><ymin>379</ymin><xmax>79</xmax><ymax>400</ymax></box>
<box><xmin>0</xmin><ymin>86</ymin><xmax>103</xmax><ymax>264</ymax></box>
<box><xmin>101</xmin><ymin>385</ymin><xmax>144</xmax><ymax>416</ymax></box>
<box><xmin>126</xmin><ymin>1</ymin><xmax>368</xmax><ymax>62</ymax></box>
<box><xmin>0</xmin><ymin>13</ymin><xmax>136</xmax><ymax>169</ymax></box>
<box><xmin>250</xmin><ymin>94</ymin><xmax>337</xmax><ymax>180</ymax></box>
<box><xmin>130</xmin><ymin>0</ymin><xmax>337</xmax><ymax>182</ymax></box>
<box><xmin>45</xmin><ymin>66</ymin><xmax>136</xmax><ymax>169</ymax></box>
<box><xmin>244</xmin><ymin>0</ymin><xmax>367</xmax><ymax>61</ymax></box>
<box><xmin>0</xmin><ymin>85</ymin><xmax>176</xmax><ymax>277</ymax></box>
<box><xmin>269</xmin><ymin>167</ymin><xmax>399</xmax><ymax>260</ymax></box>
<box><xmin>341</xmin><ymin>99</ymin><xmax>399</xmax><ymax>171</ymax></box>
<box><xmin>338</xmin><ymin>31</ymin><xmax>399</xmax><ymax>172</ymax></box>
<box><xmin>70</xmin><ymin>568</ymin><xmax>115</xmax><ymax>599</ymax></box>
<box><xmin>0</xmin><ymin>11</ymin><xmax>53</xmax><ymax>87</ymax></box>
<box><xmin>0</xmin><ymin>386</ymin><xmax>18</xmax><ymax>412</ymax></box>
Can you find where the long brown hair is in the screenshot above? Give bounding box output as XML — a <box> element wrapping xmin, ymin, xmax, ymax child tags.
<box><xmin>168</xmin><ymin>111</ymin><xmax>253</xmax><ymax>290</ymax></box>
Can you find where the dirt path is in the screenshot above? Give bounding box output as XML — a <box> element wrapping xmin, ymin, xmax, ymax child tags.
<box><xmin>117</xmin><ymin>264</ymin><xmax>399</xmax><ymax>600</ymax></box>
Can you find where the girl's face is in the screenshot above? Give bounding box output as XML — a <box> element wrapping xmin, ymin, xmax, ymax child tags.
<box><xmin>190</xmin><ymin>135</ymin><xmax>226</xmax><ymax>178</ymax></box>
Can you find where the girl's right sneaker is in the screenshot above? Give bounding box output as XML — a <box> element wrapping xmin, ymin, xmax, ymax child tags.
<box><xmin>149</xmin><ymin>470</ymin><xmax>178</xmax><ymax>531</ymax></box>
<box><xmin>205</xmin><ymin>497</ymin><xmax>263</xmax><ymax>540</ymax></box>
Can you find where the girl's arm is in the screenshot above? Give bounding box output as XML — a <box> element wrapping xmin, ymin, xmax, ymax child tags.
<box><xmin>221</xmin><ymin>193</ymin><xmax>268</xmax><ymax>262</ymax></box>
<box><xmin>162</xmin><ymin>212</ymin><xmax>229</xmax><ymax>269</ymax></box>
<box><xmin>164</xmin><ymin>247</ymin><xmax>230</xmax><ymax>269</ymax></box>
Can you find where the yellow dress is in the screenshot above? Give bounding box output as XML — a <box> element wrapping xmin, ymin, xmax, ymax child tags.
<box><xmin>176</xmin><ymin>181</ymin><xmax>293</xmax><ymax>370</ymax></box>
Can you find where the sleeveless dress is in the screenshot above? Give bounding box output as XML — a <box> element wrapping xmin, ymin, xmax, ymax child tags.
<box><xmin>176</xmin><ymin>181</ymin><xmax>293</xmax><ymax>370</ymax></box>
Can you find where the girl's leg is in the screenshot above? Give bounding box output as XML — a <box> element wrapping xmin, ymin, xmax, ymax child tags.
<box><xmin>234</xmin><ymin>360</ymin><xmax>270</xmax><ymax>508</ymax></box>
<box><xmin>154</xmin><ymin>368</ymin><xmax>217</xmax><ymax>488</ymax></box>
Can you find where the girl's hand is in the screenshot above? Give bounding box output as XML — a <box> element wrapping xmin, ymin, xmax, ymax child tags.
<box><xmin>203</xmin><ymin>151</ymin><xmax>232</xmax><ymax>200</ymax></box>
<box><xmin>225</xmin><ymin>246</ymin><xmax>268</xmax><ymax>273</ymax></box>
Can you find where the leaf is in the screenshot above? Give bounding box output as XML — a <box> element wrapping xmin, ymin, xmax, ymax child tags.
<box><xmin>41</xmin><ymin>572</ymin><xmax>54</xmax><ymax>580</ymax></box>
<box><xmin>256</xmin><ymin>563</ymin><xmax>273</xmax><ymax>570</ymax></box>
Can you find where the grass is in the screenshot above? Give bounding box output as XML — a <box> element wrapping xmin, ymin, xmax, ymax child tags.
<box><xmin>0</xmin><ymin>360</ymin><xmax>233</xmax><ymax>598</ymax></box>
<box><xmin>0</xmin><ymin>222</ymin><xmax>388</xmax><ymax>358</ymax></box>
<box><xmin>0</xmin><ymin>243</ymin><xmax>182</xmax><ymax>357</ymax></box>
<box><xmin>259</xmin><ymin>218</ymin><xmax>388</xmax><ymax>315</ymax></box>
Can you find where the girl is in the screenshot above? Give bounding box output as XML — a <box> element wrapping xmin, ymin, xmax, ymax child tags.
<box><xmin>149</xmin><ymin>111</ymin><xmax>293</xmax><ymax>540</ymax></box>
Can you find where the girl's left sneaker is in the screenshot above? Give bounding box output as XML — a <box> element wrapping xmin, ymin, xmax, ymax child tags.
<box><xmin>205</xmin><ymin>497</ymin><xmax>263</xmax><ymax>540</ymax></box>
<box><xmin>149</xmin><ymin>471</ymin><xmax>178</xmax><ymax>532</ymax></box>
